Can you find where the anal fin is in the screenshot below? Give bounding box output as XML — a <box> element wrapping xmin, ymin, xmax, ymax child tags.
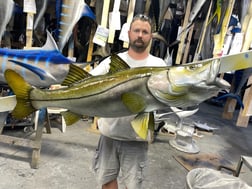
<box><xmin>131</xmin><ymin>112</ymin><xmax>154</xmax><ymax>140</ymax></box>
<box><xmin>61</xmin><ymin>111</ymin><xmax>82</xmax><ymax>125</ymax></box>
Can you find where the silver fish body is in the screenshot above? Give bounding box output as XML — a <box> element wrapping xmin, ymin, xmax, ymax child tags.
<box><xmin>5</xmin><ymin>58</ymin><xmax>229</xmax><ymax>119</ymax></box>
<box><xmin>30</xmin><ymin>68</ymin><xmax>169</xmax><ymax>117</ymax></box>
<box><xmin>7</xmin><ymin>49</ymin><xmax>252</xmax><ymax>118</ymax></box>
<box><xmin>4</xmin><ymin>51</ymin><xmax>252</xmax><ymax>139</ymax></box>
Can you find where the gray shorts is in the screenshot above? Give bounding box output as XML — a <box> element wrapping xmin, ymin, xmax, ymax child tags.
<box><xmin>92</xmin><ymin>135</ymin><xmax>148</xmax><ymax>189</ymax></box>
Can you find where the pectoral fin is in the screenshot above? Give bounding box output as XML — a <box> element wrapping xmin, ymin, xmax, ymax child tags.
<box><xmin>131</xmin><ymin>112</ymin><xmax>154</xmax><ymax>140</ymax></box>
<box><xmin>121</xmin><ymin>93</ymin><xmax>146</xmax><ymax>114</ymax></box>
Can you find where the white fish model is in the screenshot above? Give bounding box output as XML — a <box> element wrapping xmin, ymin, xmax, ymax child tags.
<box><xmin>56</xmin><ymin>0</ymin><xmax>96</xmax><ymax>51</ymax></box>
<box><xmin>0</xmin><ymin>0</ymin><xmax>14</xmax><ymax>40</ymax></box>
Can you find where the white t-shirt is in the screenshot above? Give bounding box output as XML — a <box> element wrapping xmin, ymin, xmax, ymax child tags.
<box><xmin>90</xmin><ymin>51</ymin><xmax>166</xmax><ymax>141</ymax></box>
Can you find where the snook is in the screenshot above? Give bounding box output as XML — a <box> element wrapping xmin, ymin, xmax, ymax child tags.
<box><xmin>5</xmin><ymin>53</ymin><xmax>229</xmax><ymax>121</ymax></box>
<box><xmin>5</xmin><ymin>50</ymin><xmax>252</xmax><ymax>138</ymax></box>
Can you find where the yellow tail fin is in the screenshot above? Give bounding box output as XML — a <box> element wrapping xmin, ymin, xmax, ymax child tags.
<box><xmin>4</xmin><ymin>69</ymin><xmax>36</xmax><ymax>119</ymax></box>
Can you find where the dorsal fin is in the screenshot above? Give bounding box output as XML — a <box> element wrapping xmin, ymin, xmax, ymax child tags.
<box><xmin>108</xmin><ymin>54</ymin><xmax>130</xmax><ymax>74</ymax></box>
<box><xmin>61</xmin><ymin>64</ymin><xmax>92</xmax><ymax>86</ymax></box>
<box><xmin>42</xmin><ymin>30</ymin><xmax>59</xmax><ymax>51</ymax></box>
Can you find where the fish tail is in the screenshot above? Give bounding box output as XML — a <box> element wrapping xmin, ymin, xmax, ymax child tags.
<box><xmin>4</xmin><ymin>69</ymin><xmax>37</xmax><ymax>119</ymax></box>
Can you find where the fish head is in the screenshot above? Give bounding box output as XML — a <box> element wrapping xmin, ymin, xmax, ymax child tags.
<box><xmin>148</xmin><ymin>60</ymin><xmax>230</xmax><ymax>107</ymax></box>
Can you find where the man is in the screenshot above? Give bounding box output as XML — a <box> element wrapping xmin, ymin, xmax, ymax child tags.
<box><xmin>91</xmin><ymin>14</ymin><xmax>166</xmax><ymax>189</ymax></box>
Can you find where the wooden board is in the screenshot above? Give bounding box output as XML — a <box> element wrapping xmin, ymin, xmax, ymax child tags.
<box><xmin>182</xmin><ymin>24</ymin><xmax>194</xmax><ymax>64</ymax></box>
<box><xmin>101</xmin><ymin>0</ymin><xmax>110</xmax><ymax>27</ymax></box>
<box><xmin>107</xmin><ymin>0</ymin><xmax>121</xmax><ymax>44</ymax></box>
<box><xmin>174</xmin><ymin>153</ymin><xmax>233</xmax><ymax>171</ymax></box>
<box><xmin>0</xmin><ymin>108</ymin><xmax>47</xmax><ymax>169</ymax></box>
<box><xmin>25</xmin><ymin>13</ymin><xmax>34</xmax><ymax>48</ymax></box>
<box><xmin>193</xmin><ymin>1</ymin><xmax>213</xmax><ymax>61</ymax></box>
<box><xmin>89</xmin><ymin>0</ymin><xmax>111</xmax><ymax>132</ymax></box>
<box><xmin>236</xmin><ymin>75</ymin><xmax>252</xmax><ymax>127</ymax></box>
<box><xmin>222</xmin><ymin>0</ymin><xmax>252</xmax><ymax>120</ymax></box>
<box><xmin>175</xmin><ymin>0</ymin><xmax>192</xmax><ymax>65</ymax></box>
<box><xmin>85</xmin><ymin>23</ymin><xmax>96</xmax><ymax>72</ymax></box>
<box><xmin>212</xmin><ymin>0</ymin><xmax>235</xmax><ymax>57</ymax></box>
<box><xmin>123</xmin><ymin>0</ymin><xmax>136</xmax><ymax>48</ymax></box>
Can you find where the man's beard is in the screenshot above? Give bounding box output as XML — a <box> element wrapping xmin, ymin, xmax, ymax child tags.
<box><xmin>129</xmin><ymin>38</ymin><xmax>150</xmax><ymax>53</ymax></box>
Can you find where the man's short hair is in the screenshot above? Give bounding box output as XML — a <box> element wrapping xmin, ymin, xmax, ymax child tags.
<box><xmin>130</xmin><ymin>14</ymin><xmax>152</xmax><ymax>30</ymax></box>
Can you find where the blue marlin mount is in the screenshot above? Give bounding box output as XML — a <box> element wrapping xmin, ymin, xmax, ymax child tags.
<box><xmin>0</xmin><ymin>31</ymin><xmax>86</xmax><ymax>88</ymax></box>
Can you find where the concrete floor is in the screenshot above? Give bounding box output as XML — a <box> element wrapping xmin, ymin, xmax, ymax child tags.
<box><xmin>0</xmin><ymin>102</ymin><xmax>252</xmax><ymax>189</ymax></box>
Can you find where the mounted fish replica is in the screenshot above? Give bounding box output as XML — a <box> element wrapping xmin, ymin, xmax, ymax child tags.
<box><xmin>4</xmin><ymin>51</ymin><xmax>252</xmax><ymax>139</ymax></box>
<box><xmin>0</xmin><ymin>31</ymin><xmax>88</xmax><ymax>88</ymax></box>
<box><xmin>0</xmin><ymin>0</ymin><xmax>95</xmax><ymax>88</ymax></box>
<box><xmin>55</xmin><ymin>0</ymin><xmax>96</xmax><ymax>51</ymax></box>
<box><xmin>34</xmin><ymin>0</ymin><xmax>49</xmax><ymax>31</ymax></box>
<box><xmin>0</xmin><ymin>0</ymin><xmax>14</xmax><ymax>40</ymax></box>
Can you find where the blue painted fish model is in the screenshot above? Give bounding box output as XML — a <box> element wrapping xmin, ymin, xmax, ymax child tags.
<box><xmin>0</xmin><ymin>31</ymin><xmax>76</xmax><ymax>88</ymax></box>
<box><xmin>0</xmin><ymin>0</ymin><xmax>95</xmax><ymax>88</ymax></box>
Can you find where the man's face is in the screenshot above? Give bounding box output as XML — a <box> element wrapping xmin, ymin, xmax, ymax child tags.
<box><xmin>128</xmin><ymin>20</ymin><xmax>152</xmax><ymax>52</ymax></box>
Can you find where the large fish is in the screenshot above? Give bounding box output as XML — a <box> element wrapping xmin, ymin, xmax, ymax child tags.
<box><xmin>0</xmin><ymin>0</ymin><xmax>14</xmax><ymax>40</ymax></box>
<box><xmin>56</xmin><ymin>0</ymin><xmax>96</xmax><ymax>51</ymax></box>
<box><xmin>183</xmin><ymin>0</ymin><xmax>207</xmax><ymax>32</ymax></box>
<box><xmin>33</xmin><ymin>0</ymin><xmax>49</xmax><ymax>31</ymax></box>
<box><xmin>0</xmin><ymin>31</ymin><xmax>87</xmax><ymax>88</ymax></box>
<box><xmin>4</xmin><ymin>51</ymin><xmax>252</xmax><ymax>138</ymax></box>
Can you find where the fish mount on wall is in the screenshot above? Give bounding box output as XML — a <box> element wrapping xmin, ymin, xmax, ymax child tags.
<box><xmin>55</xmin><ymin>0</ymin><xmax>96</xmax><ymax>51</ymax></box>
<box><xmin>3</xmin><ymin>50</ymin><xmax>252</xmax><ymax>139</ymax></box>
<box><xmin>0</xmin><ymin>0</ymin><xmax>96</xmax><ymax>88</ymax></box>
<box><xmin>0</xmin><ymin>31</ymin><xmax>90</xmax><ymax>88</ymax></box>
<box><xmin>0</xmin><ymin>0</ymin><xmax>14</xmax><ymax>41</ymax></box>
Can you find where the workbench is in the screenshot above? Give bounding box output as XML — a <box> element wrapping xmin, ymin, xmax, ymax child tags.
<box><xmin>0</xmin><ymin>109</ymin><xmax>49</xmax><ymax>169</ymax></box>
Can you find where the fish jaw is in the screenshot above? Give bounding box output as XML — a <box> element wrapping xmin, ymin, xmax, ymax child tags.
<box><xmin>148</xmin><ymin>61</ymin><xmax>230</xmax><ymax>108</ymax></box>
